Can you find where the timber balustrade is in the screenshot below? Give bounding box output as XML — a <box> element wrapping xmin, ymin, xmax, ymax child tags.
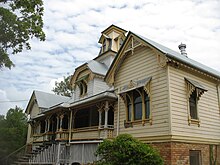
<box><xmin>32</xmin><ymin>125</ymin><xmax>115</xmax><ymax>143</ymax></box>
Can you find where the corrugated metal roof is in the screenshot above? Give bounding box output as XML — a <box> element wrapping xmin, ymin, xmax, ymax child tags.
<box><xmin>185</xmin><ymin>78</ymin><xmax>207</xmax><ymax>91</ymax></box>
<box><xmin>67</xmin><ymin>90</ymin><xmax>117</xmax><ymax>106</ymax></box>
<box><xmin>87</xmin><ymin>60</ymin><xmax>108</xmax><ymax>76</ymax></box>
<box><xmin>132</xmin><ymin>32</ymin><xmax>220</xmax><ymax>79</ymax></box>
<box><xmin>34</xmin><ymin>90</ymin><xmax>70</xmax><ymax>109</ymax></box>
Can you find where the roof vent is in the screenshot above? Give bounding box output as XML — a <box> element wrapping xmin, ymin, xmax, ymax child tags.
<box><xmin>178</xmin><ymin>43</ymin><xmax>187</xmax><ymax>57</ymax></box>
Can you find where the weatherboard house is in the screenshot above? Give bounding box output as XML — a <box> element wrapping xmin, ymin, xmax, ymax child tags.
<box><xmin>23</xmin><ymin>25</ymin><xmax>220</xmax><ymax>165</ymax></box>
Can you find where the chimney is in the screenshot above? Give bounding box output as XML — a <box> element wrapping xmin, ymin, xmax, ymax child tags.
<box><xmin>178</xmin><ymin>43</ymin><xmax>187</xmax><ymax>57</ymax></box>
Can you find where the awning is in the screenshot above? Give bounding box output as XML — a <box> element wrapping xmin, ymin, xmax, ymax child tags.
<box><xmin>185</xmin><ymin>78</ymin><xmax>207</xmax><ymax>91</ymax></box>
<box><xmin>119</xmin><ymin>77</ymin><xmax>152</xmax><ymax>94</ymax></box>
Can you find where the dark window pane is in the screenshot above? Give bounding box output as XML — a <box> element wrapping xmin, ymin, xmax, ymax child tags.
<box><xmin>134</xmin><ymin>90</ymin><xmax>142</xmax><ymax>120</ymax></box>
<box><xmin>135</xmin><ymin>103</ymin><xmax>142</xmax><ymax>120</ymax></box>
<box><xmin>83</xmin><ymin>81</ymin><xmax>87</xmax><ymax>94</ymax></box>
<box><xmin>145</xmin><ymin>92</ymin><xmax>150</xmax><ymax>119</ymax></box>
<box><xmin>103</xmin><ymin>39</ymin><xmax>106</xmax><ymax>52</ymax></box>
<box><xmin>127</xmin><ymin>95</ymin><xmax>132</xmax><ymax>121</ymax></box>
<box><xmin>190</xmin><ymin>150</ymin><xmax>201</xmax><ymax>165</ymax></box>
<box><xmin>79</xmin><ymin>83</ymin><xmax>83</xmax><ymax>95</ymax></box>
<box><xmin>189</xmin><ymin>90</ymin><xmax>197</xmax><ymax>119</ymax></box>
<box><xmin>119</xmin><ymin>38</ymin><xmax>123</xmax><ymax>47</ymax></box>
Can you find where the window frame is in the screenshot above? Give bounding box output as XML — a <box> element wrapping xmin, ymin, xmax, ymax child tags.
<box><xmin>185</xmin><ymin>78</ymin><xmax>207</xmax><ymax>126</ymax></box>
<box><xmin>189</xmin><ymin>150</ymin><xmax>201</xmax><ymax>165</ymax></box>
<box><xmin>102</xmin><ymin>39</ymin><xmax>106</xmax><ymax>53</ymax></box>
<box><xmin>78</xmin><ymin>80</ymin><xmax>88</xmax><ymax>97</ymax></box>
<box><xmin>124</xmin><ymin>87</ymin><xmax>151</xmax><ymax>126</ymax></box>
<box><xmin>189</xmin><ymin>90</ymin><xmax>198</xmax><ymax>120</ymax></box>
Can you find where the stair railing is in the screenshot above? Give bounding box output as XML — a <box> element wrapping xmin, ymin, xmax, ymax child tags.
<box><xmin>0</xmin><ymin>133</ymin><xmax>46</xmax><ymax>165</ymax></box>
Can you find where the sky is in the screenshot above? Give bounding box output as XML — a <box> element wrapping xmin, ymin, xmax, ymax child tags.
<box><xmin>0</xmin><ymin>0</ymin><xmax>220</xmax><ymax>115</ymax></box>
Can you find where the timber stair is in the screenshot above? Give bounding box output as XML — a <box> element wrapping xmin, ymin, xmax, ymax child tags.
<box><xmin>12</xmin><ymin>143</ymin><xmax>52</xmax><ymax>165</ymax></box>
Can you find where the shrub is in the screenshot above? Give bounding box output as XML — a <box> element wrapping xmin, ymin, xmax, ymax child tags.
<box><xmin>95</xmin><ymin>134</ymin><xmax>163</xmax><ymax>165</ymax></box>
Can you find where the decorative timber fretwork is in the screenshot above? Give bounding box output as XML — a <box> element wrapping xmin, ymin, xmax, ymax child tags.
<box><xmin>185</xmin><ymin>78</ymin><xmax>207</xmax><ymax>100</ymax></box>
<box><xmin>119</xmin><ymin>77</ymin><xmax>152</xmax><ymax>127</ymax></box>
<box><xmin>96</xmin><ymin>102</ymin><xmax>105</xmax><ymax>110</ymax></box>
<box><xmin>120</xmin><ymin>77</ymin><xmax>152</xmax><ymax>96</ymax></box>
<box><xmin>124</xmin><ymin>36</ymin><xmax>143</xmax><ymax>55</ymax></box>
<box><xmin>157</xmin><ymin>54</ymin><xmax>168</xmax><ymax>68</ymax></box>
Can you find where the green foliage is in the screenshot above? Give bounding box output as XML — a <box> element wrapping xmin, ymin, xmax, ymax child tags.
<box><xmin>52</xmin><ymin>76</ymin><xmax>73</xmax><ymax>97</ymax></box>
<box><xmin>0</xmin><ymin>106</ymin><xmax>27</xmax><ymax>162</ymax></box>
<box><xmin>0</xmin><ymin>0</ymin><xmax>45</xmax><ymax>69</ymax></box>
<box><xmin>96</xmin><ymin>134</ymin><xmax>164</xmax><ymax>165</ymax></box>
<box><xmin>210</xmin><ymin>145</ymin><xmax>217</xmax><ymax>165</ymax></box>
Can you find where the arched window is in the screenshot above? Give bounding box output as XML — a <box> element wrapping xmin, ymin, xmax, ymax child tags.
<box><xmin>126</xmin><ymin>95</ymin><xmax>132</xmax><ymax>121</ymax></box>
<box><xmin>134</xmin><ymin>90</ymin><xmax>142</xmax><ymax>120</ymax></box>
<box><xmin>78</xmin><ymin>81</ymin><xmax>87</xmax><ymax>96</ymax></box>
<box><xmin>83</xmin><ymin>81</ymin><xmax>87</xmax><ymax>94</ymax></box>
<box><xmin>189</xmin><ymin>90</ymin><xmax>197</xmax><ymax>119</ymax></box>
<box><xmin>79</xmin><ymin>82</ymin><xmax>84</xmax><ymax>96</ymax></box>
<box><xmin>144</xmin><ymin>92</ymin><xmax>150</xmax><ymax>119</ymax></box>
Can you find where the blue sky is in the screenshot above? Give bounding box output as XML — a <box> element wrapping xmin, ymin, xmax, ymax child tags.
<box><xmin>0</xmin><ymin>0</ymin><xmax>220</xmax><ymax>115</ymax></box>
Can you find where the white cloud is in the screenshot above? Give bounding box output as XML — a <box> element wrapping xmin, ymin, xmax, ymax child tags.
<box><xmin>0</xmin><ymin>0</ymin><xmax>220</xmax><ymax>115</ymax></box>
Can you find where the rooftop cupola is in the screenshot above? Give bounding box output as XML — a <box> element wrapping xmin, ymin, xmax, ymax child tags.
<box><xmin>178</xmin><ymin>43</ymin><xmax>187</xmax><ymax>57</ymax></box>
<box><xmin>98</xmin><ymin>25</ymin><xmax>127</xmax><ymax>55</ymax></box>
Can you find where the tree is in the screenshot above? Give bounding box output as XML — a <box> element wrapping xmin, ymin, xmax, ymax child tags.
<box><xmin>0</xmin><ymin>106</ymin><xmax>27</xmax><ymax>163</ymax></box>
<box><xmin>96</xmin><ymin>134</ymin><xmax>164</xmax><ymax>165</ymax></box>
<box><xmin>0</xmin><ymin>0</ymin><xmax>45</xmax><ymax>69</ymax></box>
<box><xmin>52</xmin><ymin>76</ymin><xmax>73</xmax><ymax>97</ymax></box>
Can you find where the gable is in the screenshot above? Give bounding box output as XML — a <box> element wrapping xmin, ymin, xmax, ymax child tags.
<box><xmin>105</xmin><ymin>32</ymin><xmax>164</xmax><ymax>85</ymax></box>
<box><xmin>106</xmin><ymin>31</ymin><xmax>220</xmax><ymax>85</ymax></box>
<box><xmin>25</xmin><ymin>90</ymin><xmax>70</xmax><ymax>116</ymax></box>
<box><xmin>25</xmin><ymin>92</ymin><xmax>41</xmax><ymax>118</ymax></box>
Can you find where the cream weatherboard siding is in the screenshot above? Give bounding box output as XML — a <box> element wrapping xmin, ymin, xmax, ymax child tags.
<box><xmin>74</xmin><ymin>80</ymin><xmax>94</xmax><ymax>101</ymax></box>
<box><xmin>93</xmin><ymin>77</ymin><xmax>110</xmax><ymax>95</ymax></box>
<box><xmin>30</xmin><ymin>102</ymin><xmax>40</xmax><ymax>118</ymax></box>
<box><xmin>169</xmin><ymin>65</ymin><xmax>220</xmax><ymax>143</ymax></box>
<box><xmin>27</xmin><ymin>102</ymin><xmax>40</xmax><ymax>143</ymax></box>
<box><xmin>114</xmin><ymin>45</ymin><xmax>170</xmax><ymax>140</ymax></box>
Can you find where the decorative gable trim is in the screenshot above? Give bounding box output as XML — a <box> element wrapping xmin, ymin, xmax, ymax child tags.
<box><xmin>105</xmin><ymin>33</ymin><xmax>150</xmax><ymax>85</ymax></box>
<box><xmin>105</xmin><ymin>32</ymin><xmax>166</xmax><ymax>85</ymax></box>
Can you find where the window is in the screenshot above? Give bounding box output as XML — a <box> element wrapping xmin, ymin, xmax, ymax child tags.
<box><xmin>190</xmin><ymin>150</ymin><xmax>201</xmax><ymax>165</ymax></box>
<box><xmin>78</xmin><ymin>80</ymin><xmax>87</xmax><ymax>97</ymax></box>
<box><xmin>125</xmin><ymin>88</ymin><xmax>150</xmax><ymax>123</ymax></box>
<box><xmin>119</xmin><ymin>38</ymin><xmax>124</xmax><ymax>47</ymax></box>
<box><xmin>189</xmin><ymin>90</ymin><xmax>197</xmax><ymax>119</ymax></box>
<box><xmin>79</xmin><ymin>82</ymin><xmax>84</xmax><ymax>95</ymax></box>
<box><xmin>102</xmin><ymin>39</ymin><xmax>106</xmax><ymax>52</ymax></box>
<box><xmin>185</xmin><ymin>78</ymin><xmax>207</xmax><ymax>126</ymax></box>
